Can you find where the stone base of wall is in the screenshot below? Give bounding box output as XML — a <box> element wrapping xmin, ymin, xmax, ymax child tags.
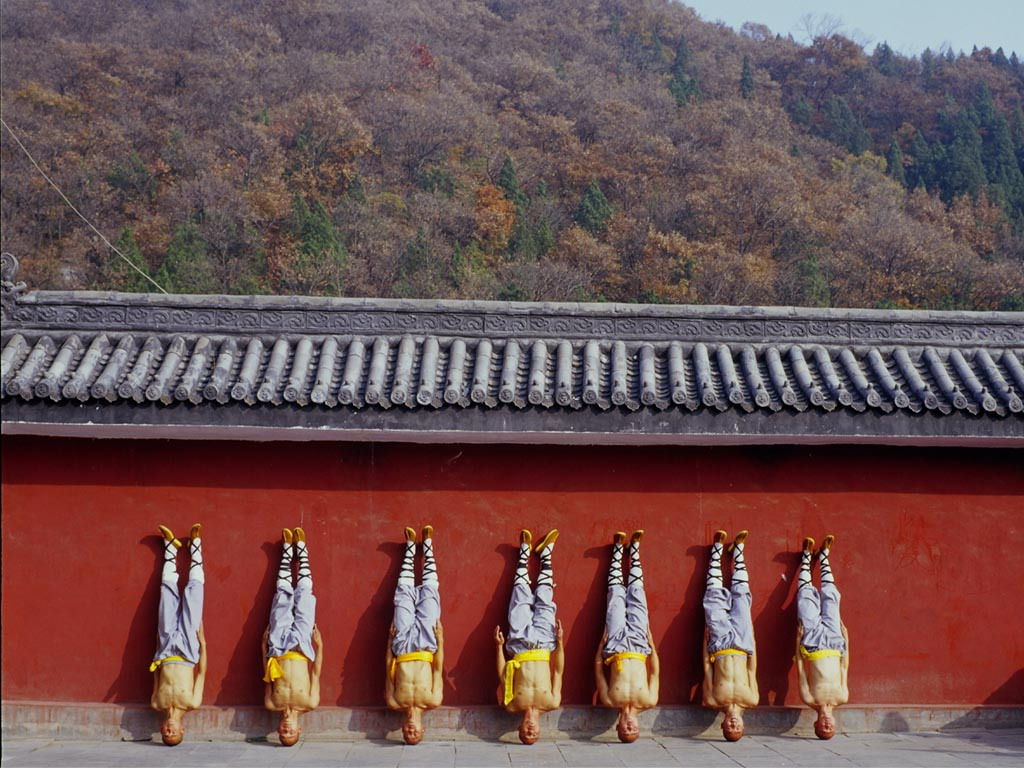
<box><xmin>3</xmin><ymin>702</ymin><xmax>1021</xmax><ymax>743</ymax></box>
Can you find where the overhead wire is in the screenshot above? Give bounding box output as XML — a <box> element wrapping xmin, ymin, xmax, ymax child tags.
<box><xmin>0</xmin><ymin>117</ymin><xmax>169</xmax><ymax>294</ymax></box>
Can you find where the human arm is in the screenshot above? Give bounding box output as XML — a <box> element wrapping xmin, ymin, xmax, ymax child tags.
<box><xmin>384</xmin><ymin>624</ymin><xmax>399</xmax><ymax>710</ymax></box>
<box><xmin>494</xmin><ymin>626</ymin><xmax>507</xmax><ymax>690</ymax></box>
<box><xmin>645</xmin><ymin>627</ymin><xmax>660</xmax><ymax>708</ymax></box>
<box><xmin>839</xmin><ymin>622</ymin><xmax>850</xmax><ymax>702</ymax></box>
<box><xmin>191</xmin><ymin>623</ymin><xmax>207</xmax><ymax>710</ymax></box>
<box><xmin>261</xmin><ymin>625</ymin><xmax>270</xmax><ymax>678</ymax></box>
<box><xmin>428</xmin><ymin>621</ymin><xmax>445</xmax><ymax>707</ymax></box>
<box><xmin>151</xmin><ymin>671</ymin><xmax>161</xmax><ymax>711</ymax></box>
<box><xmin>746</xmin><ymin>637</ymin><xmax>759</xmax><ymax>705</ymax></box>
<box><xmin>549</xmin><ymin>619</ymin><xmax>564</xmax><ymax>708</ymax></box>
<box><xmin>795</xmin><ymin>624</ymin><xmax>813</xmax><ymax>706</ymax></box>
<box><xmin>701</xmin><ymin>628</ymin><xmax>716</xmax><ymax>707</ymax></box>
<box><xmin>309</xmin><ymin>626</ymin><xmax>323</xmax><ymax>709</ymax></box>
<box><xmin>260</xmin><ymin>625</ymin><xmax>276</xmax><ymax>710</ymax></box>
<box><xmin>594</xmin><ymin>629</ymin><xmax>612</xmax><ymax>707</ymax></box>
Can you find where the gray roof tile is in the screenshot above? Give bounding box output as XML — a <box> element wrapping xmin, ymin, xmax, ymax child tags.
<box><xmin>4</xmin><ymin>328</ymin><xmax>1023</xmax><ymax>417</ymax></box>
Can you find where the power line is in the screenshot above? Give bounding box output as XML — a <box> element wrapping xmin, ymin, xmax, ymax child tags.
<box><xmin>0</xmin><ymin>117</ymin><xmax>169</xmax><ymax>295</ymax></box>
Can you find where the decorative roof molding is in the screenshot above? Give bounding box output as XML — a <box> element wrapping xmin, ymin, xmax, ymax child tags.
<box><xmin>1</xmin><ymin>253</ymin><xmax>29</xmax><ymax>318</ymax></box>
<box><xmin>2</xmin><ymin>265</ymin><xmax>1021</xmax><ymax>349</ymax></box>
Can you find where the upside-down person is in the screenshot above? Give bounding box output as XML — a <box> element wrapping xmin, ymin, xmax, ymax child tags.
<box><xmin>701</xmin><ymin>530</ymin><xmax>759</xmax><ymax>742</ymax></box>
<box><xmin>262</xmin><ymin>527</ymin><xmax>323</xmax><ymax>746</ymax></box>
<box><xmin>795</xmin><ymin>535</ymin><xmax>850</xmax><ymax>740</ymax></box>
<box><xmin>495</xmin><ymin>529</ymin><xmax>564</xmax><ymax>745</ymax></box>
<box><xmin>150</xmin><ymin>524</ymin><xmax>208</xmax><ymax>746</ymax></box>
<box><xmin>595</xmin><ymin>530</ymin><xmax>660</xmax><ymax>742</ymax></box>
<box><xmin>385</xmin><ymin>526</ymin><xmax>444</xmax><ymax>745</ymax></box>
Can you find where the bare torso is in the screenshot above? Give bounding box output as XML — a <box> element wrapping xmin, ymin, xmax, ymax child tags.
<box><xmin>605</xmin><ymin>658</ymin><xmax>656</xmax><ymax>708</ymax></box>
<box><xmin>804</xmin><ymin>657</ymin><xmax>849</xmax><ymax>707</ymax></box>
<box><xmin>707</xmin><ymin>655</ymin><xmax>758</xmax><ymax>708</ymax></box>
<box><xmin>267</xmin><ymin>658</ymin><xmax>316</xmax><ymax>712</ymax></box>
<box><xmin>152</xmin><ymin>664</ymin><xmax>196</xmax><ymax>712</ymax></box>
<box><xmin>504</xmin><ymin>660</ymin><xmax>558</xmax><ymax>712</ymax></box>
<box><xmin>392</xmin><ymin>660</ymin><xmax>440</xmax><ymax>708</ymax></box>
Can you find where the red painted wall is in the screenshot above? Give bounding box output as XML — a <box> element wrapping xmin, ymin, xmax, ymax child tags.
<box><xmin>2</xmin><ymin>436</ymin><xmax>1022</xmax><ymax>709</ymax></box>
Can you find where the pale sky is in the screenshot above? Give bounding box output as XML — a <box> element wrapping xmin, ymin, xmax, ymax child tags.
<box><xmin>682</xmin><ymin>0</ymin><xmax>1023</xmax><ymax>56</ymax></box>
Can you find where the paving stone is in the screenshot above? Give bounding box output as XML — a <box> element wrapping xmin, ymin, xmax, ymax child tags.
<box><xmin>4</xmin><ymin>732</ymin><xmax>1024</xmax><ymax>767</ymax></box>
<box><xmin>453</xmin><ymin>742</ymin><xmax>511</xmax><ymax>768</ymax></box>
<box><xmin>398</xmin><ymin>742</ymin><xmax>456</xmax><ymax>768</ymax></box>
<box><xmin>554</xmin><ymin>742</ymin><xmax>623</xmax><ymax>767</ymax></box>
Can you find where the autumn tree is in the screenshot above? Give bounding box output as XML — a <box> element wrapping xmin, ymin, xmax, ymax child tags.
<box><xmin>474</xmin><ymin>184</ymin><xmax>516</xmax><ymax>259</ymax></box>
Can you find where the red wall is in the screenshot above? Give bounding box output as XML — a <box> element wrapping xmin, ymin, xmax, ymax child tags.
<box><xmin>2</xmin><ymin>436</ymin><xmax>1022</xmax><ymax>709</ymax></box>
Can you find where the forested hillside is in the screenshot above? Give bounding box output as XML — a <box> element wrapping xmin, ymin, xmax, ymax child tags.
<box><xmin>2</xmin><ymin>0</ymin><xmax>1024</xmax><ymax>309</ymax></box>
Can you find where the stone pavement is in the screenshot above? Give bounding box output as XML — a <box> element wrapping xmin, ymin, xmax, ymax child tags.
<box><xmin>2</xmin><ymin>731</ymin><xmax>1023</xmax><ymax>768</ymax></box>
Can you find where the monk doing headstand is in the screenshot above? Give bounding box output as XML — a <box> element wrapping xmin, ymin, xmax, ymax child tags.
<box><xmin>702</xmin><ymin>529</ymin><xmax>759</xmax><ymax>742</ymax></box>
<box><xmin>795</xmin><ymin>534</ymin><xmax>849</xmax><ymax>739</ymax></box>
<box><xmin>262</xmin><ymin>527</ymin><xmax>323</xmax><ymax>746</ymax></box>
<box><xmin>151</xmin><ymin>524</ymin><xmax>208</xmax><ymax>746</ymax></box>
<box><xmin>595</xmin><ymin>530</ymin><xmax>660</xmax><ymax>743</ymax></box>
<box><xmin>385</xmin><ymin>525</ymin><xmax>444</xmax><ymax>745</ymax></box>
<box><xmin>495</xmin><ymin>529</ymin><xmax>564</xmax><ymax>745</ymax></box>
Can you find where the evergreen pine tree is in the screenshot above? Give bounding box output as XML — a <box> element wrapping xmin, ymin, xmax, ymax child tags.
<box><xmin>156</xmin><ymin>222</ymin><xmax>217</xmax><ymax>294</ymax></box>
<box><xmin>886</xmin><ymin>140</ymin><xmax>907</xmax><ymax>186</ymax></box>
<box><xmin>1010</xmin><ymin>106</ymin><xmax>1024</xmax><ymax>170</ymax></box>
<box><xmin>289</xmin><ymin>195</ymin><xmax>346</xmax><ymax>293</ymax></box>
<box><xmin>787</xmin><ymin>97</ymin><xmax>813</xmax><ymax>126</ymax></box>
<box><xmin>498</xmin><ymin>156</ymin><xmax>528</xmax><ymax>210</ymax></box>
<box><xmin>106</xmin><ymin>227</ymin><xmax>155</xmax><ymax>292</ymax></box>
<box><xmin>574</xmin><ymin>182</ymin><xmax>612</xmax><ymax>234</ymax></box>
<box><xmin>873</xmin><ymin>42</ymin><xmax>895</xmax><ymax>76</ymax></box>
<box><xmin>820</xmin><ymin>96</ymin><xmax>871</xmax><ymax>155</ymax></box>
<box><xmin>937</xmin><ymin>110</ymin><xmax>986</xmax><ymax>201</ymax></box>
<box><xmin>347</xmin><ymin>175</ymin><xmax>366</xmax><ymax>205</ymax></box>
<box><xmin>797</xmin><ymin>254</ymin><xmax>830</xmax><ymax>307</ymax></box>
<box><xmin>920</xmin><ymin>48</ymin><xmax>936</xmax><ymax>88</ymax></box>
<box><xmin>1010</xmin><ymin>52</ymin><xmax>1023</xmax><ymax>79</ymax></box>
<box><xmin>908</xmin><ymin>130</ymin><xmax>934</xmax><ymax>189</ymax></box>
<box><xmin>668</xmin><ymin>35</ymin><xmax>700</xmax><ymax>106</ymax></box>
<box><xmin>973</xmin><ymin>86</ymin><xmax>1024</xmax><ymax>213</ymax></box>
<box><xmin>739</xmin><ymin>55</ymin><xmax>754</xmax><ymax>99</ymax></box>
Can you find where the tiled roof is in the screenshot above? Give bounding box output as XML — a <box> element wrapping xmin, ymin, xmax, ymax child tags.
<box><xmin>2</xmin><ymin>254</ymin><xmax>1023</xmax><ymax>444</ymax></box>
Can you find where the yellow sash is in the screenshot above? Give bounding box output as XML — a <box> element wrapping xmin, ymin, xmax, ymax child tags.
<box><xmin>710</xmin><ymin>648</ymin><xmax>748</xmax><ymax>663</ymax></box>
<box><xmin>263</xmin><ymin>650</ymin><xmax>311</xmax><ymax>683</ymax></box>
<box><xmin>390</xmin><ymin>651</ymin><xmax>434</xmax><ymax>680</ymax></box>
<box><xmin>800</xmin><ymin>645</ymin><xmax>842</xmax><ymax>661</ymax></box>
<box><xmin>503</xmin><ymin>649</ymin><xmax>551</xmax><ymax>706</ymax></box>
<box><xmin>604</xmin><ymin>651</ymin><xmax>647</xmax><ymax>672</ymax></box>
<box><xmin>149</xmin><ymin>655</ymin><xmax>187</xmax><ymax>672</ymax></box>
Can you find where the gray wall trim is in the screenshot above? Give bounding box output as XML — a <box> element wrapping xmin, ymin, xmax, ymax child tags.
<box><xmin>3</xmin><ymin>399</ymin><xmax>1020</xmax><ymax>446</ymax></box>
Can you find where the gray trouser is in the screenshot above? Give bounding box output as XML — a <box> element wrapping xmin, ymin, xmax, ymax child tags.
<box><xmin>505</xmin><ymin>582</ymin><xmax>557</xmax><ymax>656</ymax></box>
<box><xmin>797</xmin><ymin>582</ymin><xmax>846</xmax><ymax>653</ymax></box>
<box><xmin>603</xmin><ymin>582</ymin><xmax>651</xmax><ymax>656</ymax></box>
<box><xmin>154</xmin><ymin>577</ymin><xmax>203</xmax><ymax>665</ymax></box>
<box><xmin>267</xmin><ymin>579</ymin><xmax>317</xmax><ymax>661</ymax></box>
<box><xmin>392</xmin><ymin>583</ymin><xmax>441</xmax><ymax>655</ymax></box>
<box><xmin>704</xmin><ymin>582</ymin><xmax>755</xmax><ymax>655</ymax></box>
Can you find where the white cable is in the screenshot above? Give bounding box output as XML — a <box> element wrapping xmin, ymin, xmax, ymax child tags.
<box><xmin>1</xmin><ymin>117</ymin><xmax>169</xmax><ymax>294</ymax></box>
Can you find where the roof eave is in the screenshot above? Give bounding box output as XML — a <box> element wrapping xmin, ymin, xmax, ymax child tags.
<box><xmin>3</xmin><ymin>400</ymin><xmax>1019</xmax><ymax>447</ymax></box>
